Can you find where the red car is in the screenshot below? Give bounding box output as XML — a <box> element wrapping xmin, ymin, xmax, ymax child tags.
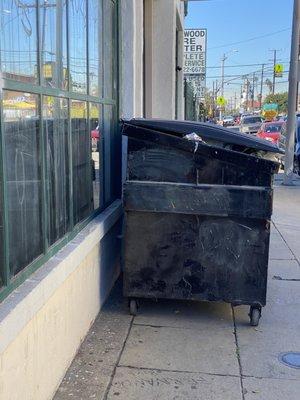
<box><xmin>91</xmin><ymin>125</ymin><xmax>100</xmax><ymax>140</ymax></box>
<box><xmin>91</xmin><ymin>125</ymin><xmax>100</xmax><ymax>152</ymax></box>
<box><xmin>257</xmin><ymin>121</ymin><xmax>285</xmax><ymax>145</ymax></box>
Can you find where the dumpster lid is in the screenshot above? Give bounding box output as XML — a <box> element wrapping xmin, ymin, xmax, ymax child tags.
<box><xmin>124</xmin><ymin>119</ymin><xmax>284</xmax><ymax>154</ymax></box>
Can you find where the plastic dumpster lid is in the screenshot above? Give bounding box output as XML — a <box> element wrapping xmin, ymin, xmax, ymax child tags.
<box><xmin>124</xmin><ymin>118</ymin><xmax>284</xmax><ymax>154</ymax></box>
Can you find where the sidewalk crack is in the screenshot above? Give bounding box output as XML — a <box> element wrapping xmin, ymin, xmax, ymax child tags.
<box><xmin>232</xmin><ymin>306</ymin><xmax>245</xmax><ymax>400</ymax></box>
<box><xmin>103</xmin><ymin>315</ymin><xmax>134</xmax><ymax>400</ymax></box>
<box><xmin>273</xmin><ymin>223</ymin><xmax>300</xmax><ymax>267</ymax></box>
<box><xmin>118</xmin><ymin>364</ymin><xmax>241</xmax><ymax>378</ymax></box>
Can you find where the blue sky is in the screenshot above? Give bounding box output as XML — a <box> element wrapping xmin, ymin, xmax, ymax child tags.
<box><xmin>185</xmin><ymin>0</ymin><xmax>293</xmax><ymax>100</ymax></box>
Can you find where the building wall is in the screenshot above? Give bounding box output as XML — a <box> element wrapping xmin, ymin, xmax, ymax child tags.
<box><xmin>144</xmin><ymin>0</ymin><xmax>185</xmax><ymax>119</ymax></box>
<box><xmin>120</xmin><ymin>0</ymin><xmax>144</xmax><ymax>119</ymax></box>
<box><xmin>122</xmin><ymin>0</ymin><xmax>185</xmax><ymax>121</ymax></box>
<box><xmin>0</xmin><ymin>201</ymin><xmax>122</xmax><ymax>400</ymax></box>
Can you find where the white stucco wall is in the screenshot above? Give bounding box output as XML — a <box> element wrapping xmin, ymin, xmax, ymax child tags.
<box><xmin>0</xmin><ymin>202</ymin><xmax>122</xmax><ymax>400</ymax></box>
<box><xmin>120</xmin><ymin>0</ymin><xmax>144</xmax><ymax>119</ymax></box>
<box><xmin>144</xmin><ymin>0</ymin><xmax>185</xmax><ymax>119</ymax></box>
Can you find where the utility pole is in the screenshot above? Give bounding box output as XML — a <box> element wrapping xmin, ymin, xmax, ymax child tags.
<box><xmin>270</xmin><ymin>49</ymin><xmax>281</xmax><ymax>94</ymax></box>
<box><xmin>252</xmin><ymin>73</ymin><xmax>255</xmax><ymax>110</ymax></box>
<box><xmin>212</xmin><ymin>81</ymin><xmax>215</xmax><ymax>117</ymax></box>
<box><xmin>234</xmin><ymin>92</ymin><xmax>237</xmax><ymax>111</ymax></box>
<box><xmin>245</xmin><ymin>79</ymin><xmax>250</xmax><ymax>111</ymax></box>
<box><xmin>259</xmin><ymin>63</ymin><xmax>265</xmax><ymax>109</ymax></box>
<box><xmin>220</xmin><ymin>54</ymin><xmax>225</xmax><ymax>121</ymax></box>
<box><xmin>219</xmin><ymin>50</ymin><xmax>238</xmax><ymax>121</ymax></box>
<box><xmin>283</xmin><ymin>0</ymin><xmax>300</xmax><ymax>185</ymax></box>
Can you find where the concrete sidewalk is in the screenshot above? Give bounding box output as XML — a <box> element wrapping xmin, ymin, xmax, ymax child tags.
<box><xmin>54</xmin><ymin>178</ymin><xmax>300</xmax><ymax>400</ymax></box>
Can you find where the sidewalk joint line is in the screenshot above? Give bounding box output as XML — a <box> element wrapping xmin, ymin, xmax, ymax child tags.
<box><xmin>242</xmin><ymin>374</ymin><xmax>300</xmax><ymax>381</ymax></box>
<box><xmin>132</xmin><ymin>322</ymin><xmax>233</xmax><ymax>330</ymax></box>
<box><xmin>232</xmin><ymin>305</ymin><xmax>245</xmax><ymax>400</ymax></box>
<box><xmin>273</xmin><ymin>223</ymin><xmax>300</xmax><ymax>268</ymax></box>
<box><xmin>103</xmin><ymin>315</ymin><xmax>134</xmax><ymax>400</ymax></box>
<box><xmin>117</xmin><ymin>364</ymin><xmax>241</xmax><ymax>379</ymax></box>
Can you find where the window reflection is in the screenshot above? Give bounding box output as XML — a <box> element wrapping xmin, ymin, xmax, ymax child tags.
<box><xmin>71</xmin><ymin>100</ymin><xmax>93</xmax><ymax>224</ymax></box>
<box><xmin>0</xmin><ymin>180</ymin><xmax>4</xmax><ymax>287</ymax></box>
<box><xmin>90</xmin><ymin>103</ymin><xmax>101</xmax><ymax>209</ymax></box>
<box><xmin>88</xmin><ymin>0</ymin><xmax>101</xmax><ymax>96</ymax></box>
<box><xmin>43</xmin><ymin>97</ymin><xmax>69</xmax><ymax>244</ymax></box>
<box><xmin>40</xmin><ymin>0</ymin><xmax>68</xmax><ymax>89</ymax></box>
<box><xmin>103</xmin><ymin>105</ymin><xmax>114</xmax><ymax>204</ymax></box>
<box><xmin>103</xmin><ymin>0</ymin><xmax>117</xmax><ymax>100</ymax></box>
<box><xmin>3</xmin><ymin>91</ymin><xmax>43</xmax><ymax>276</ymax></box>
<box><xmin>1</xmin><ymin>0</ymin><xmax>38</xmax><ymax>83</ymax></box>
<box><xmin>69</xmin><ymin>0</ymin><xmax>87</xmax><ymax>93</ymax></box>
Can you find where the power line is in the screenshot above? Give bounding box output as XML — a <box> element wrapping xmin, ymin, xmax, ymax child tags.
<box><xmin>207</xmin><ymin>63</ymin><xmax>272</xmax><ymax>69</ymax></box>
<box><xmin>206</xmin><ymin>71</ymin><xmax>289</xmax><ymax>79</ymax></box>
<box><xmin>208</xmin><ymin>28</ymin><xmax>291</xmax><ymax>50</ymax></box>
<box><xmin>206</xmin><ymin>61</ymin><xmax>290</xmax><ymax>69</ymax></box>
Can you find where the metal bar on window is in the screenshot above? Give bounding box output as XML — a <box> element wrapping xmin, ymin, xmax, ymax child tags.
<box><xmin>38</xmin><ymin>1</ymin><xmax>49</xmax><ymax>253</ymax></box>
<box><xmin>2</xmin><ymin>79</ymin><xmax>116</xmax><ymax>104</ymax></box>
<box><xmin>66</xmin><ymin>2</ymin><xmax>74</xmax><ymax>231</ymax></box>
<box><xmin>87</xmin><ymin>0</ymin><xmax>90</xmax><ymax>96</ymax></box>
<box><xmin>68</xmin><ymin>98</ymin><xmax>74</xmax><ymax>231</ymax></box>
<box><xmin>0</xmin><ymin>92</ymin><xmax>10</xmax><ymax>286</ymax></box>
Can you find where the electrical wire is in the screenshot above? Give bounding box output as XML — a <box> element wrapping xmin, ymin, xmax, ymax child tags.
<box><xmin>208</xmin><ymin>28</ymin><xmax>291</xmax><ymax>50</ymax></box>
<box><xmin>206</xmin><ymin>61</ymin><xmax>290</xmax><ymax>69</ymax></box>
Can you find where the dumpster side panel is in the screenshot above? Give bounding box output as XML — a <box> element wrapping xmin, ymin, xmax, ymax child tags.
<box><xmin>124</xmin><ymin>181</ymin><xmax>273</xmax><ymax>220</ymax></box>
<box><xmin>123</xmin><ymin>211</ymin><xmax>269</xmax><ymax>306</ymax></box>
<box><xmin>127</xmin><ymin>137</ymin><xmax>273</xmax><ymax>187</ymax></box>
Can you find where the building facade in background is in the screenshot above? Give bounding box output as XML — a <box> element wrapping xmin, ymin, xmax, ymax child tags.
<box><xmin>0</xmin><ymin>1</ymin><xmax>187</xmax><ymax>399</ymax></box>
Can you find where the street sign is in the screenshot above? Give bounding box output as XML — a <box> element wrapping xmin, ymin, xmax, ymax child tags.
<box><xmin>217</xmin><ymin>96</ymin><xmax>227</xmax><ymax>107</ymax></box>
<box><xmin>184</xmin><ymin>29</ymin><xmax>207</xmax><ymax>74</ymax></box>
<box><xmin>274</xmin><ymin>63</ymin><xmax>284</xmax><ymax>78</ymax></box>
<box><xmin>185</xmin><ymin>74</ymin><xmax>206</xmax><ymax>99</ymax></box>
<box><xmin>184</xmin><ymin>28</ymin><xmax>207</xmax><ymax>100</ymax></box>
<box><xmin>262</xmin><ymin>103</ymin><xmax>278</xmax><ymax>120</ymax></box>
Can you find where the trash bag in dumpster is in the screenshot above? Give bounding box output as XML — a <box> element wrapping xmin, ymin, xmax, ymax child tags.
<box><xmin>122</xmin><ymin>119</ymin><xmax>282</xmax><ymax>326</ymax></box>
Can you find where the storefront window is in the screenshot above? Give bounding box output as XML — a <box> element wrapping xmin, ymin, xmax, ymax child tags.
<box><xmin>69</xmin><ymin>0</ymin><xmax>87</xmax><ymax>93</ymax></box>
<box><xmin>103</xmin><ymin>0</ymin><xmax>114</xmax><ymax>100</ymax></box>
<box><xmin>1</xmin><ymin>1</ymin><xmax>38</xmax><ymax>83</ymax></box>
<box><xmin>103</xmin><ymin>105</ymin><xmax>116</xmax><ymax>204</ymax></box>
<box><xmin>90</xmin><ymin>103</ymin><xmax>102</xmax><ymax>210</ymax></box>
<box><xmin>40</xmin><ymin>0</ymin><xmax>68</xmax><ymax>89</ymax></box>
<box><xmin>0</xmin><ymin>0</ymin><xmax>119</xmax><ymax>299</ymax></box>
<box><xmin>0</xmin><ymin>182</ymin><xmax>4</xmax><ymax>287</ymax></box>
<box><xmin>43</xmin><ymin>97</ymin><xmax>69</xmax><ymax>244</ymax></box>
<box><xmin>3</xmin><ymin>91</ymin><xmax>43</xmax><ymax>276</ymax></box>
<box><xmin>71</xmin><ymin>100</ymin><xmax>93</xmax><ymax>224</ymax></box>
<box><xmin>88</xmin><ymin>0</ymin><xmax>101</xmax><ymax>97</ymax></box>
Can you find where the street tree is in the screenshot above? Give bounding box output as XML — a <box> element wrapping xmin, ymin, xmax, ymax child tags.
<box><xmin>263</xmin><ymin>92</ymin><xmax>288</xmax><ymax>114</ymax></box>
<box><xmin>265</xmin><ymin>79</ymin><xmax>273</xmax><ymax>94</ymax></box>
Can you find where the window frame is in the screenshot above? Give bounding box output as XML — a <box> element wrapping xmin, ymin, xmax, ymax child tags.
<box><xmin>0</xmin><ymin>0</ymin><xmax>119</xmax><ymax>302</ymax></box>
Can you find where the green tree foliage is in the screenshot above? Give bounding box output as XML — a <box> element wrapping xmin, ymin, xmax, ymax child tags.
<box><xmin>263</xmin><ymin>92</ymin><xmax>288</xmax><ymax>113</ymax></box>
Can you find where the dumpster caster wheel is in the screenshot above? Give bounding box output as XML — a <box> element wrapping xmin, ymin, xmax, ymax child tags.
<box><xmin>129</xmin><ymin>299</ymin><xmax>138</xmax><ymax>316</ymax></box>
<box><xmin>249</xmin><ymin>306</ymin><xmax>261</xmax><ymax>327</ymax></box>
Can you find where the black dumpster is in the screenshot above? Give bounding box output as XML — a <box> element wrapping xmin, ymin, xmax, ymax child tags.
<box><xmin>122</xmin><ymin>119</ymin><xmax>283</xmax><ymax>326</ymax></box>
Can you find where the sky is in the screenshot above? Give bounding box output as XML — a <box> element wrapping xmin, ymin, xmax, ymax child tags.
<box><xmin>185</xmin><ymin>0</ymin><xmax>294</xmax><ymax>102</ymax></box>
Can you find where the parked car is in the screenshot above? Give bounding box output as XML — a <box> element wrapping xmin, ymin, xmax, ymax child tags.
<box><xmin>222</xmin><ymin>116</ymin><xmax>235</xmax><ymax>127</ymax></box>
<box><xmin>234</xmin><ymin>115</ymin><xmax>240</xmax><ymax>125</ymax></box>
<box><xmin>91</xmin><ymin>125</ymin><xmax>100</xmax><ymax>152</ymax></box>
<box><xmin>257</xmin><ymin>121</ymin><xmax>285</xmax><ymax>145</ymax></box>
<box><xmin>240</xmin><ymin>115</ymin><xmax>263</xmax><ymax>134</ymax></box>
